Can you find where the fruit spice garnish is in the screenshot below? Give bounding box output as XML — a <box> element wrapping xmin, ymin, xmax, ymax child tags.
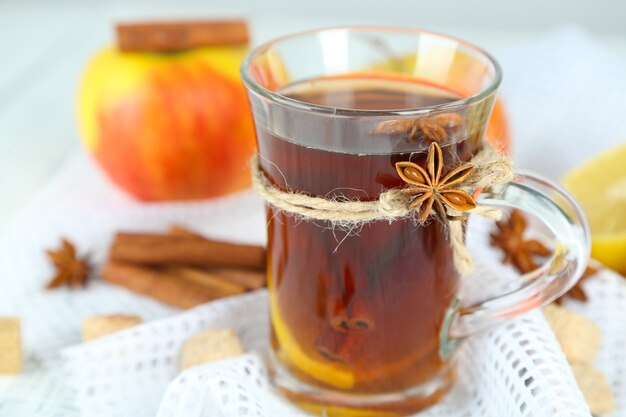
<box><xmin>554</xmin><ymin>265</ymin><xmax>600</xmax><ymax>305</ymax></box>
<box><xmin>395</xmin><ymin>142</ymin><xmax>476</xmax><ymax>224</ymax></box>
<box><xmin>490</xmin><ymin>209</ymin><xmax>600</xmax><ymax>303</ymax></box>
<box><xmin>489</xmin><ymin>209</ymin><xmax>551</xmax><ymax>272</ymax></box>
<box><xmin>45</xmin><ymin>239</ymin><xmax>91</xmax><ymax>289</ymax></box>
<box><xmin>371</xmin><ymin>112</ymin><xmax>463</xmax><ymax>143</ymax></box>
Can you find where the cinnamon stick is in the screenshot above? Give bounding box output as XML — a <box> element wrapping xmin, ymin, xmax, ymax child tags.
<box><xmin>101</xmin><ymin>262</ymin><xmax>246</xmax><ymax>309</ymax></box>
<box><xmin>315</xmin><ymin>269</ymin><xmax>374</xmax><ymax>364</ymax></box>
<box><xmin>323</xmin><ymin>267</ymin><xmax>374</xmax><ymax>334</ymax></box>
<box><xmin>168</xmin><ymin>226</ymin><xmax>266</xmax><ymax>289</ymax></box>
<box><xmin>168</xmin><ymin>225</ymin><xmax>206</xmax><ymax>239</ymax></box>
<box><xmin>315</xmin><ymin>324</ymin><xmax>366</xmax><ymax>365</ymax></box>
<box><xmin>166</xmin><ymin>266</ymin><xmax>247</xmax><ymax>294</ymax></box>
<box><xmin>116</xmin><ymin>20</ymin><xmax>249</xmax><ymax>52</ymax></box>
<box><xmin>211</xmin><ymin>267</ymin><xmax>266</xmax><ymax>290</ymax></box>
<box><xmin>109</xmin><ymin>232</ymin><xmax>266</xmax><ymax>270</ymax></box>
<box><xmin>315</xmin><ymin>324</ymin><xmax>352</xmax><ymax>364</ymax></box>
<box><xmin>319</xmin><ymin>296</ymin><xmax>373</xmax><ymax>364</ymax></box>
<box><xmin>345</xmin><ymin>296</ymin><xmax>375</xmax><ymax>332</ymax></box>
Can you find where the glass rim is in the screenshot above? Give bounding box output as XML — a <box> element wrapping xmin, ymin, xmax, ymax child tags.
<box><xmin>240</xmin><ymin>25</ymin><xmax>503</xmax><ymax>116</ymax></box>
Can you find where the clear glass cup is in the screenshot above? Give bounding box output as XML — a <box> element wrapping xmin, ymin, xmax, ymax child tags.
<box><xmin>241</xmin><ymin>27</ymin><xmax>590</xmax><ymax>416</ymax></box>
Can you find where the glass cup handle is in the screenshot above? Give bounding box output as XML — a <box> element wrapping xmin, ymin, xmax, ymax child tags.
<box><xmin>446</xmin><ymin>172</ymin><xmax>591</xmax><ymax>343</ymax></box>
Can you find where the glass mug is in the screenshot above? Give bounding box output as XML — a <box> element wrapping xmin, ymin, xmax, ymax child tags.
<box><xmin>241</xmin><ymin>27</ymin><xmax>590</xmax><ymax>416</ymax></box>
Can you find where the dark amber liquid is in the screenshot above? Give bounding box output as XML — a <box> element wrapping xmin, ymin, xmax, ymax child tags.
<box><xmin>260</xmin><ymin>76</ymin><xmax>483</xmax><ymax>395</ymax></box>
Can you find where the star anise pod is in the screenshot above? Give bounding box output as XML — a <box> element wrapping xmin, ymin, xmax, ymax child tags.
<box><xmin>429</xmin><ymin>113</ymin><xmax>464</xmax><ymax>131</ymax></box>
<box><xmin>395</xmin><ymin>141</ymin><xmax>477</xmax><ymax>224</ymax></box>
<box><xmin>45</xmin><ymin>239</ymin><xmax>91</xmax><ymax>289</ymax></box>
<box><xmin>554</xmin><ymin>264</ymin><xmax>600</xmax><ymax>305</ymax></box>
<box><xmin>490</xmin><ymin>209</ymin><xmax>551</xmax><ymax>273</ymax></box>
<box><xmin>372</xmin><ymin>112</ymin><xmax>463</xmax><ymax>143</ymax></box>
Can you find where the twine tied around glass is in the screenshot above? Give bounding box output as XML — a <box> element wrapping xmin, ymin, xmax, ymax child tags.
<box><xmin>251</xmin><ymin>142</ymin><xmax>514</xmax><ymax>274</ymax></box>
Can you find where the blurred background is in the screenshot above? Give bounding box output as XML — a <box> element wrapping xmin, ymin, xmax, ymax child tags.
<box><xmin>1</xmin><ymin>0</ymin><xmax>625</xmax><ymax>230</ymax></box>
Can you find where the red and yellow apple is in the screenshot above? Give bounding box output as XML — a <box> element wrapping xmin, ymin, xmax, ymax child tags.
<box><xmin>77</xmin><ymin>45</ymin><xmax>256</xmax><ymax>201</ymax></box>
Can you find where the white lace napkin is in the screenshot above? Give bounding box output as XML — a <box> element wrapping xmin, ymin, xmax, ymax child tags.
<box><xmin>156</xmin><ymin>265</ymin><xmax>626</xmax><ymax>417</ymax></box>
<box><xmin>58</xmin><ymin>216</ymin><xmax>626</xmax><ymax>417</ymax></box>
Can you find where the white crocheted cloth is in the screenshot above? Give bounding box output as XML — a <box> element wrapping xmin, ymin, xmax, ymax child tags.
<box><xmin>59</xmin><ymin>218</ymin><xmax>625</xmax><ymax>417</ymax></box>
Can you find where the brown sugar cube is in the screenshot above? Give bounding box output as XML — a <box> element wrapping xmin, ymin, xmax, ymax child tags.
<box><xmin>181</xmin><ymin>328</ymin><xmax>243</xmax><ymax>370</ymax></box>
<box><xmin>571</xmin><ymin>363</ymin><xmax>615</xmax><ymax>415</ymax></box>
<box><xmin>0</xmin><ymin>317</ymin><xmax>21</xmax><ymax>374</ymax></box>
<box><xmin>543</xmin><ymin>304</ymin><xmax>601</xmax><ymax>365</ymax></box>
<box><xmin>82</xmin><ymin>314</ymin><xmax>142</xmax><ymax>342</ymax></box>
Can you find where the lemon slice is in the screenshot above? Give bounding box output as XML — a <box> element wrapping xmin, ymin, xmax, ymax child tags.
<box><xmin>269</xmin><ymin>292</ymin><xmax>355</xmax><ymax>389</ymax></box>
<box><xmin>562</xmin><ymin>142</ymin><xmax>626</xmax><ymax>272</ymax></box>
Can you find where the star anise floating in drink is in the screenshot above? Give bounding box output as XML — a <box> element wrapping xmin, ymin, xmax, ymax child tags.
<box><xmin>372</xmin><ymin>112</ymin><xmax>463</xmax><ymax>143</ymax></box>
<box><xmin>45</xmin><ymin>239</ymin><xmax>92</xmax><ymax>289</ymax></box>
<box><xmin>395</xmin><ymin>142</ymin><xmax>477</xmax><ymax>224</ymax></box>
